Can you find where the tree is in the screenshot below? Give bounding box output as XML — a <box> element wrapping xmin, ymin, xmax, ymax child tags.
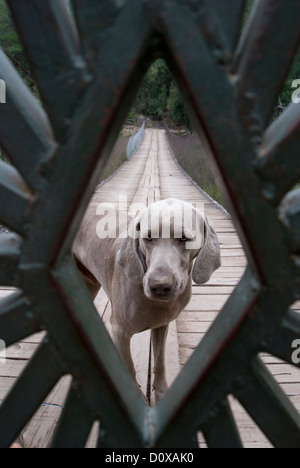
<box><xmin>167</xmin><ymin>84</ymin><xmax>191</xmax><ymax>128</ymax></box>
<box><xmin>133</xmin><ymin>59</ymin><xmax>170</xmax><ymax>120</ymax></box>
<box><xmin>132</xmin><ymin>59</ymin><xmax>190</xmax><ymax>125</ymax></box>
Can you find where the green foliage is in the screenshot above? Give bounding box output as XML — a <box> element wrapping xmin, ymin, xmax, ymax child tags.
<box><xmin>167</xmin><ymin>85</ymin><xmax>191</xmax><ymax>128</ymax></box>
<box><xmin>132</xmin><ymin>59</ymin><xmax>189</xmax><ymax>125</ymax></box>
<box><xmin>133</xmin><ymin>59</ymin><xmax>170</xmax><ymax>121</ymax></box>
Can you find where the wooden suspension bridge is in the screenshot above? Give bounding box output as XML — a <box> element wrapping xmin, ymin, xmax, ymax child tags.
<box><xmin>1</xmin><ymin>128</ymin><xmax>300</xmax><ymax>448</ymax></box>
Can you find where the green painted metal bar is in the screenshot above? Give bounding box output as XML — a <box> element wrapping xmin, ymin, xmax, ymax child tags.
<box><xmin>210</xmin><ymin>0</ymin><xmax>247</xmax><ymax>54</ymax></box>
<box><xmin>0</xmin><ymin>291</ymin><xmax>41</xmax><ymax>347</ymax></box>
<box><xmin>264</xmin><ymin>310</ymin><xmax>300</xmax><ymax>368</ymax></box>
<box><xmin>185</xmin><ymin>0</ymin><xmax>247</xmax><ymax>67</ymax></box>
<box><xmin>72</xmin><ymin>0</ymin><xmax>127</xmax><ymax>62</ymax></box>
<box><xmin>7</xmin><ymin>0</ymin><xmax>90</xmax><ymax>141</ymax></box>
<box><xmin>201</xmin><ymin>398</ymin><xmax>243</xmax><ymax>448</ymax></box>
<box><xmin>234</xmin><ymin>0</ymin><xmax>300</xmax><ymax>128</ymax></box>
<box><xmin>51</xmin><ymin>383</ymin><xmax>96</xmax><ymax>448</ymax></box>
<box><xmin>256</xmin><ymin>103</ymin><xmax>300</xmax><ymax>204</ymax></box>
<box><xmin>0</xmin><ymin>233</ymin><xmax>21</xmax><ymax>287</ymax></box>
<box><xmin>0</xmin><ymin>339</ymin><xmax>64</xmax><ymax>448</ymax></box>
<box><xmin>0</xmin><ymin>161</ymin><xmax>32</xmax><ymax>236</ymax></box>
<box><xmin>0</xmin><ymin>49</ymin><xmax>57</xmax><ymax>191</ymax></box>
<box><xmin>235</xmin><ymin>357</ymin><xmax>300</xmax><ymax>448</ymax></box>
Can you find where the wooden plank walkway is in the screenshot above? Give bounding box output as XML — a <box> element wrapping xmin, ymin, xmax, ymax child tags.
<box><xmin>1</xmin><ymin>128</ymin><xmax>300</xmax><ymax>447</ymax></box>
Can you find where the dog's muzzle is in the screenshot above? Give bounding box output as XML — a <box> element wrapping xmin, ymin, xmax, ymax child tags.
<box><xmin>145</xmin><ymin>269</ymin><xmax>178</xmax><ymax>301</ymax></box>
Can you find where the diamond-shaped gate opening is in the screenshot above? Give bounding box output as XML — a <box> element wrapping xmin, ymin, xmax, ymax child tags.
<box><xmin>67</xmin><ymin>56</ymin><xmax>248</xmax><ymax>410</ymax></box>
<box><xmin>1</xmin><ymin>0</ymin><xmax>300</xmax><ymax>449</ymax></box>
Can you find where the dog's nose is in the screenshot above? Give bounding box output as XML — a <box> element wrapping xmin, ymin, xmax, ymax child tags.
<box><xmin>148</xmin><ymin>274</ymin><xmax>175</xmax><ymax>300</ymax></box>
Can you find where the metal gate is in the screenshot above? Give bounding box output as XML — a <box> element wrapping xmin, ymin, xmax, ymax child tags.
<box><xmin>0</xmin><ymin>0</ymin><xmax>300</xmax><ymax>448</ymax></box>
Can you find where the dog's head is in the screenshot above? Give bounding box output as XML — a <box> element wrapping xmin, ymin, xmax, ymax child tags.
<box><xmin>117</xmin><ymin>198</ymin><xmax>221</xmax><ymax>301</ymax></box>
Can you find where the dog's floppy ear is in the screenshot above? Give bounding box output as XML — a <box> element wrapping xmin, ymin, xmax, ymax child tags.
<box><xmin>192</xmin><ymin>217</ymin><xmax>221</xmax><ymax>284</ymax></box>
<box><xmin>116</xmin><ymin>219</ymin><xmax>145</xmax><ymax>284</ymax></box>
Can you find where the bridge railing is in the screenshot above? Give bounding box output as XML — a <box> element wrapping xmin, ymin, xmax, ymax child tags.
<box><xmin>126</xmin><ymin>121</ymin><xmax>146</xmax><ymax>160</ymax></box>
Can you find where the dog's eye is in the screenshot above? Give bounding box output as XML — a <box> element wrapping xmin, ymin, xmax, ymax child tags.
<box><xmin>180</xmin><ymin>236</ymin><xmax>188</xmax><ymax>242</ymax></box>
<box><xmin>146</xmin><ymin>234</ymin><xmax>152</xmax><ymax>241</ymax></box>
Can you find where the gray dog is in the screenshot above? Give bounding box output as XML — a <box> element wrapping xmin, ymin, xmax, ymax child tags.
<box><xmin>73</xmin><ymin>198</ymin><xmax>221</xmax><ymax>402</ymax></box>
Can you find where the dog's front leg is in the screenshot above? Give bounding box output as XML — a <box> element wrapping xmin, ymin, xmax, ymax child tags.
<box><xmin>111</xmin><ymin>323</ymin><xmax>150</xmax><ymax>404</ymax></box>
<box><xmin>111</xmin><ymin>325</ymin><xmax>136</xmax><ymax>379</ymax></box>
<box><xmin>151</xmin><ymin>325</ymin><xmax>169</xmax><ymax>403</ymax></box>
